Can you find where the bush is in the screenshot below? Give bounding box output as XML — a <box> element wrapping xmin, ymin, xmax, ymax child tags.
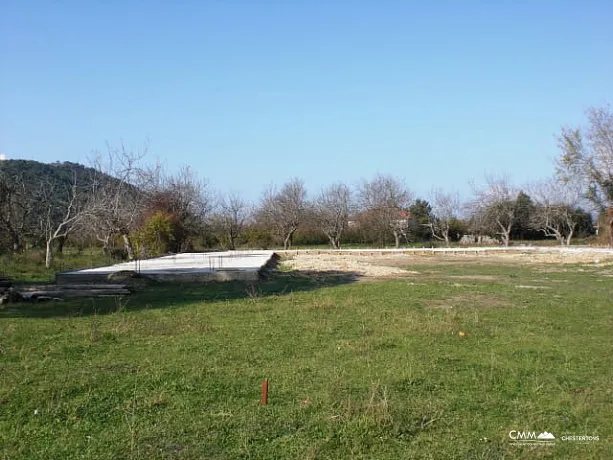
<box><xmin>242</xmin><ymin>227</ymin><xmax>274</xmax><ymax>249</ymax></box>
<box><xmin>136</xmin><ymin>211</ymin><xmax>176</xmax><ymax>256</ymax></box>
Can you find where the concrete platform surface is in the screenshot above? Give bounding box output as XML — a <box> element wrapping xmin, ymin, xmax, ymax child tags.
<box><xmin>57</xmin><ymin>251</ymin><xmax>277</xmax><ymax>283</ymax></box>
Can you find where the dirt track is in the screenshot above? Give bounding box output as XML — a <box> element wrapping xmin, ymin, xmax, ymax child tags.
<box><xmin>280</xmin><ymin>247</ymin><xmax>613</xmax><ymax>278</ymax></box>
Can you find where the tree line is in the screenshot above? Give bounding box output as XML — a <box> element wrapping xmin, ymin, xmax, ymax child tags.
<box><xmin>1</xmin><ymin>105</ymin><xmax>612</xmax><ymax>266</ymax></box>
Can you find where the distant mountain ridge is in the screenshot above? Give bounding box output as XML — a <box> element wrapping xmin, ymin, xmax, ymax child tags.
<box><xmin>0</xmin><ymin>159</ymin><xmax>102</xmax><ymax>191</ymax></box>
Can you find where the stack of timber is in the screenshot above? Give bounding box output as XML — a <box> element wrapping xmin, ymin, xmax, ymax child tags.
<box><xmin>1</xmin><ymin>276</ymin><xmax>21</xmax><ymax>305</ymax></box>
<box><xmin>18</xmin><ymin>284</ymin><xmax>131</xmax><ymax>300</ymax></box>
<box><xmin>0</xmin><ymin>275</ymin><xmax>11</xmax><ymax>289</ymax></box>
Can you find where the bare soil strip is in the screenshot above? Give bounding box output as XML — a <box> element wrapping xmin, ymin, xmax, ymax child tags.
<box><xmin>281</xmin><ymin>247</ymin><xmax>613</xmax><ymax>278</ymax></box>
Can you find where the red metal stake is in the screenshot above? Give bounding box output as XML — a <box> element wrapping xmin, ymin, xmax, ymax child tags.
<box><xmin>261</xmin><ymin>378</ymin><xmax>268</xmax><ymax>406</ymax></box>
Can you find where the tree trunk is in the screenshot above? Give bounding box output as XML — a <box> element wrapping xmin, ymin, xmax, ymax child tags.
<box><xmin>45</xmin><ymin>239</ymin><xmax>53</xmax><ymax>268</ymax></box>
<box><xmin>122</xmin><ymin>233</ymin><xmax>135</xmax><ymax>260</ymax></box>
<box><xmin>498</xmin><ymin>220</ymin><xmax>512</xmax><ymax>247</ymax></box>
<box><xmin>327</xmin><ymin>234</ymin><xmax>339</xmax><ymax>249</ymax></box>
<box><xmin>228</xmin><ymin>234</ymin><xmax>236</xmax><ymax>250</ymax></box>
<box><xmin>57</xmin><ymin>235</ymin><xmax>67</xmax><ymax>254</ymax></box>
<box><xmin>283</xmin><ymin>228</ymin><xmax>298</xmax><ymax>250</ymax></box>
<box><xmin>566</xmin><ymin>226</ymin><xmax>575</xmax><ymax>246</ymax></box>
<box><xmin>393</xmin><ymin>231</ymin><xmax>400</xmax><ymax>248</ymax></box>
<box><xmin>547</xmin><ymin>227</ymin><xmax>565</xmax><ymax>245</ymax></box>
<box><xmin>10</xmin><ymin>229</ymin><xmax>21</xmax><ymax>252</ymax></box>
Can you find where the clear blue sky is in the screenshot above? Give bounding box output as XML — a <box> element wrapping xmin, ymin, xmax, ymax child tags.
<box><xmin>1</xmin><ymin>0</ymin><xmax>612</xmax><ymax>201</ymax></box>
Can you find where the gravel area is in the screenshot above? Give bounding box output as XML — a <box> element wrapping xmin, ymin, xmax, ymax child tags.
<box><xmin>280</xmin><ymin>247</ymin><xmax>613</xmax><ymax>278</ymax></box>
<box><xmin>281</xmin><ymin>253</ymin><xmax>419</xmax><ymax>277</ymax></box>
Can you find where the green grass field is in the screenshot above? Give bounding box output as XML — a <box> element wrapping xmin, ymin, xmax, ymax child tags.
<box><xmin>1</xmin><ymin>258</ymin><xmax>612</xmax><ymax>459</ymax></box>
<box><xmin>0</xmin><ymin>249</ymin><xmax>117</xmax><ymax>283</ymax></box>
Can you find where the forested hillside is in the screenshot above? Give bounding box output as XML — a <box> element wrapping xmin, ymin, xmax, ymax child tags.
<box><xmin>0</xmin><ymin>160</ymin><xmax>103</xmax><ymax>254</ymax></box>
<box><xmin>0</xmin><ymin>159</ymin><xmax>97</xmax><ymax>190</ymax></box>
<box><xmin>0</xmin><ymin>155</ymin><xmax>209</xmax><ymax>267</ymax></box>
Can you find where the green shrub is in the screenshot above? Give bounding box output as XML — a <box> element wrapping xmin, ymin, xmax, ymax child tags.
<box><xmin>136</xmin><ymin>211</ymin><xmax>176</xmax><ymax>256</ymax></box>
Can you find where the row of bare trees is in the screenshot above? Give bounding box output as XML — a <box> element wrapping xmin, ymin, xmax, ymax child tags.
<box><xmin>465</xmin><ymin>104</ymin><xmax>613</xmax><ymax>247</ymax></box>
<box><xmin>0</xmin><ymin>158</ymin><xmax>603</xmax><ymax>263</ymax></box>
<box><xmin>1</xmin><ymin>104</ymin><xmax>612</xmax><ymax>261</ymax></box>
<box><xmin>235</xmin><ymin>172</ymin><xmax>597</xmax><ymax>250</ymax></box>
<box><xmin>251</xmin><ymin>104</ymin><xmax>612</xmax><ymax>249</ymax></box>
<box><xmin>467</xmin><ymin>174</ymin><xmax>590</xmax><ymax>247</ymax></box>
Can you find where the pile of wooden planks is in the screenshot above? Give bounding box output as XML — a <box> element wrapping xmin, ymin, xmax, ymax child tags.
<box><xmin>18</xmin><ymin>284</ymin><xmax>131</xmax><ymax>300</ymax></box>
<box><xmin>1</xmin><ymin>276</ymin><xmax>132</xmax><ymax>304</ymax></box>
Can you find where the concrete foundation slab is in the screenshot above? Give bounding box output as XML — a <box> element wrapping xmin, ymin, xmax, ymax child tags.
<box><xmin>56</xmin><ymin>251</ymin><xmax>278</xmax><ymax>284</ymax></box>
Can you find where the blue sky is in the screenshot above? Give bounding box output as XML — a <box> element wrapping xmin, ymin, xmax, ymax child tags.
<box><xmin>1</xmin><ymin>1</ymin><xmax>612</xmax><ymax>201</ymax></box>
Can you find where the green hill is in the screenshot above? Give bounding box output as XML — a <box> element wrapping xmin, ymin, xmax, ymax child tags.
<box><xmin>0</xmin><ymin>159</ymin><xmax>116</xmax><ymax>252</ymax></box>
<box><xmin>0</xmin><ymin>159</ymin><xmax>99</xmax><ymax>191</ymax></box>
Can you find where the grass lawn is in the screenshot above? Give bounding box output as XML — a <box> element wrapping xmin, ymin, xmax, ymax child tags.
<box><xmin>0</xmin><ymin>249</ymin><xmax>117</xmax><ymax>283</ymax></box>
<box><xmin>1</xmin><ymin>260</ymin><xmax>612</xmax><ymax>459</ymax></box>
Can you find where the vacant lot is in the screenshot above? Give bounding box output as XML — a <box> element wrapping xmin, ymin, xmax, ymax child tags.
<box><xmin>1</xmin><ymin>253</ymin><xmax>612</xmax><ymax>459</ymax></box>
<box><xmin>281</xmin><ymin>247</ymin><xmax>613</xmax><ymax>277</ymax></box>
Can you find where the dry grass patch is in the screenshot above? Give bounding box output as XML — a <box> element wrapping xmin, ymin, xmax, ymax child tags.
<box><xmin>515</xmin><ymin>285</ymin><xmax>552</xmax><ymax>290</ymax></box>
<box><xmin>426</xmin><ymin>292</ymin><xmax>514</xmax><ymax>310</ymax></box>
<box><xmin>281</xmin><ymin>254</ymin><xmax>417</xmax><ymax>278</ymax></box>
<box><xmin>446</xmin><ymin>274</ymin><xmax>500</xmax><ymax>281</ymax></box>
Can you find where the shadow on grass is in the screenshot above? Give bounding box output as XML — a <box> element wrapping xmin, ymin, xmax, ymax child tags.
<box><xmin>0</xmin><ymin>270</ymin><xmax>361</xmax><ymax>319</ymax></box>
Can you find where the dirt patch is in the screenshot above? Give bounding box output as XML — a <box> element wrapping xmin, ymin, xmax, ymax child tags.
<box><xmin>281</xmin><ymin>254</ymin><xmax>419</xmax><ymax>278</ymax></box>
<box><xmin>429</xmin><ymin>304</ymin><xmax>456</xmax><ymax>310</ymax></box>
<box><xmin>280</xmin><ymin>248</ymin><xmax>613</xmax><ymax>279</ymax></box>
<box><xmin>515</xmin><ymin>285</ymin><xmax>551</xmax><ymax>290</ymax></box>
<box><xmin>427</xmin><ymin>293</ymin><xmax>513</xmax><ymax>310</ymax></box>
<box><xmin>374</xmin><ymin>255</ymin><xmax>489</xmax><ymax>267</ymax></box>
<box><xmin>446</xmin><ymin>275</ymin><xmax>500</xmax><ymax>281</ymax></box>
<box><xmin>510</xmin><ymin>252</ymin><xmax>613</xmax><ymax>264</ymax></box>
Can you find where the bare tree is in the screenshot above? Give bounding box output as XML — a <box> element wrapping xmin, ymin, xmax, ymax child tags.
<box><xmin>529</xmin><ymin>178</ymin><xmax>582</xmax><ymax>246</ymax></box>
<box><xmin>88</xmin><ymin>142</ymin><xmax>149</xmax><ymax>259</ymax></box>
<box><xmin>426</xmin><ymin>188</ymin><xmax>461</xmax><ymax>246</ymax></box>
<box><xmin>556</xmin><ymin>104</ymin><xmax>613</xmax><ymax>245</ymax></box>
<box><xmin>469</xmin><ymin>175</ymin><xmax>518</xmax><ymax>246</ymax></box>
<box><xmin>314</xmin><ymin>183</ymin><xmax>352</xmax><ymax>249</ymax></box>
<box><xmin>258</xmin><ymin>178</ymin><xmax>308</xmax><ymax>250</ymax></box>
<box><xmin>89</xmin><ymin>142</ymin><xmax>213</xmax><ymax>257</ymax></box>
<box><xmin>36</xmin><ymin>174</ymin><xmax>93</xmax><ymax>267</ymax></box>
<box><xmin>148</xmin><ymin>165</ymin><xmax>214</xmax><ymax>252</ymax></box>
<box><xmin>358</xmin><ymin>174</ymin><xmax>412</xmax><ymax>248</ymax></box>
<box><xmin>214</xmin><ymin>192</ymin><xmax>249</xmax><ymax>250</ymax></box>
